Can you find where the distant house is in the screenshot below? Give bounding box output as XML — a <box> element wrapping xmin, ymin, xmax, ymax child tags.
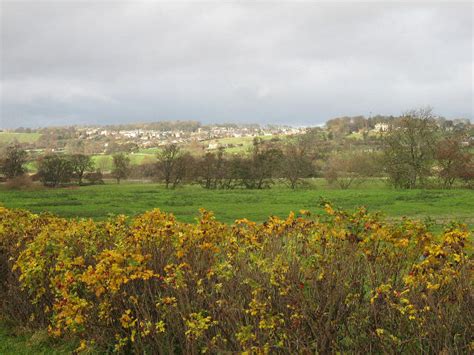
<box><xmin>207</xmin><ymin>142</ymin><xmax>219</xmax><ymax>150</ymax></box>
<box><xmin>374</xmin><ymin>123</ymin><xmax>389</xmax><ymax>132</ymax></box>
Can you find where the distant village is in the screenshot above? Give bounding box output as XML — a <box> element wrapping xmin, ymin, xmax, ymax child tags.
<box><xmin>0</xmin><ymin>122</ymin><xmax>311</xmax><ymax>154</ymax></box>
<box><xmin>77</xmin><ymin>125</ymin><xmax>306</xmax><ymax>150</ymax></box>
<box><xmin>1</xmin><ymin>116</ymin><xmax>471</xmax><ymax>154</ymax></box>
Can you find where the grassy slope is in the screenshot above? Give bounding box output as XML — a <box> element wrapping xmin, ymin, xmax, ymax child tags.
<box><xmin>0</xmin><ymin>180</ymin><xmax>472</xmax><ymax>227</ymax></box>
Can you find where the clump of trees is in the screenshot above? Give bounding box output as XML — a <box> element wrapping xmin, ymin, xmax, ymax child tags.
<box><xmin>37</xmin><ymin>155</ymin><xmax>75</xmax><ymax>187</ymax></box>
<box><xmin>36</xmin><ymin>154</ymin><xmax>101</xmax><ymax>187</ymax></box>
<box><xmin>382</xmin><ymin>108</ymin><xmax>473</xmax><ymax>189</ymax></box>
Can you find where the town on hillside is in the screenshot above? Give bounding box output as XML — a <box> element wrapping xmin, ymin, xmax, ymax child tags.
<box><xmin>1</xmin><ymin>116</ymin><xmax>471</xmax><ymax>155</ymax></box>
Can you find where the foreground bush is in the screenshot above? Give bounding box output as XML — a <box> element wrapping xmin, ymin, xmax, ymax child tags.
<box><xmin>0</xmin><ymin>205</ymin><xmax>472</xmax><ymax>353</ymax></box>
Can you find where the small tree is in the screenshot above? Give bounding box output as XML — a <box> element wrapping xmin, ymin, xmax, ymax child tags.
<box><xmin>37</xmin><ymin>155</ymin><xmax>74</xmax><ymax>187</ymax></box>
<box><xmin>0</xmin><ymin>145</ymin><xmax>28</xmax><ymax>179</ymax></box>
<box><xmin>157</xmin><ymin>144</ymin><xmax>182</xmax><ymax>188</ymax></box>
<box><xmin>69</xmin><ymin>154</ymin><xmax>94</xmax><ymax>185</ymax></box>
<box><xmin>112</xmin><ymin>153</ymin><xmax>130</xmax><ymax>184</ymax></box>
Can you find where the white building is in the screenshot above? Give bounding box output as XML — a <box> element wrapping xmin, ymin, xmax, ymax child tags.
<box><xmin>374</xmin><ymin>123</ymin><xmax>389</xmax><ymax>132</ymax></box>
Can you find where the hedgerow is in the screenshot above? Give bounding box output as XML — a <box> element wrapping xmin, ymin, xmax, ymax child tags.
<box><xmin>0</xmin><ymin>205</ymin><xmax>472</xmax><ymax>353</ymax></box>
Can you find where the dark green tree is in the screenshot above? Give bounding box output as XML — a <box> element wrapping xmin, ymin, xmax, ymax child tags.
<box><xmin>112</xmin><ymin>153</ymin><xmax>130</xmax><ymax>184</ymax></box>
<box><xmin>0</xmin><ymin>145</ymin><xmax>28</xmax><ymax>179</ymax></box>
<box><xmin>69</xmin><ymin>154</ymin><xmax>94</xmax><ymax>185</ymax></box>
<box><xmin>37</xmin><ymin>155</ymin><xmax>74</xmax><ymax>187</ymax></box>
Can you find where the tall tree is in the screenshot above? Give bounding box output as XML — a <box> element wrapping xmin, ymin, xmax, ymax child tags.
<box><xmin>157</xmin><ymin>144</ymin><xmax>182</xmax><ymax>188</ymax></box>
<box><xmin>383</xmin><ymin>108</ymin><xmax>438</xmax><ymax>188</ymax></box>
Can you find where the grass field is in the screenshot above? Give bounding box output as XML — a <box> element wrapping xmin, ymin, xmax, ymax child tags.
<box><xmin>0</xmin><ymin>321</ymin><xmax>75</xmax><ymax>355</ymax></box>
<box><xmin>0</xmin><ymin>132</ymin><xmax>41</xmax><ymax>144</ymax></box>
<box><xmin>1</xmin><ymin>180</ymin><xmax>472</xmax><ymax>228</ymax></box>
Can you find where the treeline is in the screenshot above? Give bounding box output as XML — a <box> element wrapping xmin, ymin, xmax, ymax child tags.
<box><xmin>9</xmin><ymin>120</ymin><xmax>203</xmax><ymax>135</ymax></box>
<box><xmin>325</xmin><ymin>112</ymin><xmax>471</xmax><ymax>137</ymax></box>
<box><xmin>1</xmin><ymin>109</ymin><xmax>473</xmax><ymax>189</ymax></box>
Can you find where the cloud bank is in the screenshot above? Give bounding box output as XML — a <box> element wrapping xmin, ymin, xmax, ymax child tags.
<box><xmin>1</xmin><ymin>1</ymin><xmax>472</xmax><ymax>128</ymax></box>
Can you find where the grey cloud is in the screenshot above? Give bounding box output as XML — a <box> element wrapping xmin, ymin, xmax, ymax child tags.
<box><xmin>0</xmin><ymin>1</ymin><xmax>472</xmax><ymax>128</ymax></box>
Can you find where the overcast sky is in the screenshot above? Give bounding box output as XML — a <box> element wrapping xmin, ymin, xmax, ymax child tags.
<box><xmin>0</xmin><ymin>1</ymin><xmax>472</xmax><ymax>128</ymax></box>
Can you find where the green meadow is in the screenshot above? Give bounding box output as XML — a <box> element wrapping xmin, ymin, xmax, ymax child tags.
<box><xmin>1</xmin><ymin>180</ymin><xmax>472</xmax><ymax>229</ymax></box>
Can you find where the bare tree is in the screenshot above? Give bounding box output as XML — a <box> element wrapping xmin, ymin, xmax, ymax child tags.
<box><xmin>281</xmin><ymin>139</ymin><xmax>314</xmax><ymax>189</ymax></box>
<box><xmin>157</xmin><ymin>144</ymin><xmax>182</xmax><ymax>188</ymax></box>
<box><xmin>324</xmin><ymin>151</ymin><xmax>378</xmax><ymax>189</ymax></box>
<box><xmin>435</xmin><ymin>133</ymin><xmax>472</xmax><ymax>188</ymax></box>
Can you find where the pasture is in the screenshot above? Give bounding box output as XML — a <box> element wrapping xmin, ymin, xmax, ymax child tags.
<box><xmin>1</xmin><ymin>180</ymin><xmax>472</xmax><ymax>228</ymax></box>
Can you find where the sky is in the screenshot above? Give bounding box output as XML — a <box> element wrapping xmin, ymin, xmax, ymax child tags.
<box><xmin>0</xmin><ymin>0</ymin><xmax>472</xmax><ymax>128</ymax></box>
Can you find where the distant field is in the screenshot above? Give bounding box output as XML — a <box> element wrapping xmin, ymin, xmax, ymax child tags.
<box><xmin>0</xmin><ymin>132</ymin><xmax>41</xmax><ymax>144</ymax></box>
<box><xmin>1</xmin><ymin>180</ymin><xmax>472</xmax><ymax>229</ymax></box>
<box><xmin>92</xmin><ymin>153</ymin><xmax>156</xmax><ymax>171</ymax></box>
<box><xmin>205</xmin><ymin>135</ymin><xmax>278</xmax><ymax>153</ymax></box>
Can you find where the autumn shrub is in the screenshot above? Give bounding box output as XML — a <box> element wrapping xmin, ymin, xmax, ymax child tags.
<box><xmin>0</xmin><ymin>205</ymin><xmax>472</xmax><ymax>353</ymax></box>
